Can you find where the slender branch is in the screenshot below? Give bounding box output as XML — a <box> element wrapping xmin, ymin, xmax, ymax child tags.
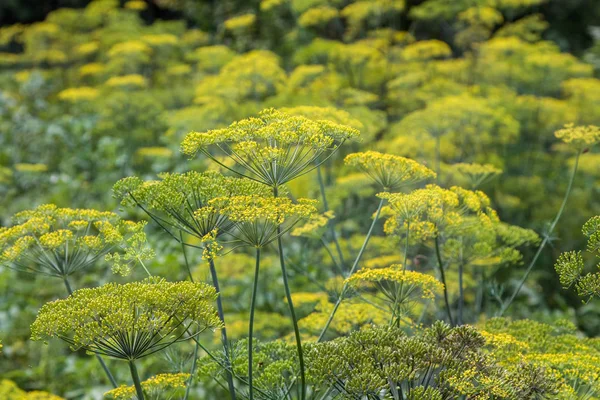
<box><xmin>317</xmin><ymin>165</ymin><xmax>346</xmax><ymax>270</ymax></box>
<box><xmin>435</xmin><ymin>236</ymin><xmax>454</xmax><ymax>326</ymax></box>
<box><xmin>499</xmin><ymin>150</ymin><xmax>581</xmax><ymax>316</ymax></box>
<box><xmin>318</xmin><ymin>197</ymin><xmax>385</xmax><ymax>341</ymax></box>
<box><xmin>249</xmin><ymin>248</ymin><xmax>261</xmax><ymax>400</ymax></box>
<box><xmin>274</xmin><ymin>186</ymin><xmax>306</xmax><ymax>400</ymax></box>
<box><xmin>209</xmin><ymin>257</ymin><xmax>237</xmax><ymax>400</ymax></box>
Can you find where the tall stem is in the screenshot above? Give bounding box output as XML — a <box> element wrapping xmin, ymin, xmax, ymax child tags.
<box><xmin>500</xmin><ymin>150</ymin><xmax>581</xmax><ymax>316</ymax></box>
<box><xmin>434</xmin><ymin>236</ymin><xmax>454</xmax><ymax>326</ymax></box>
<box><xmin>129</xmin><ymin>360</ymin><xmax>144</xmax><ymax>400</ymax></box>
<box><xmin>248</xmin><ymin>248</ymin><xmax>261</xmax><ymax>400</ymax></box>
<box><xmin>318</xmin><ymin>197</ymin><xmax>385</xmax><ymax>341</ymax></box>
<box><xmin>458</xmin><ymin>242</ymin><xmax>464</xmax><ymax>326</ymax></box>
<box><xmin>317</xmin><ymin>166</ymin><xmax>346</xmax><ymax>270</ymax></box>
<box><xmin>62</xmin><ymin>276</ymin><xmax>118</xmax><ymax>388</ymax></box>
<box><xmin>274</xmin><ymin>186</ymin><xmax>306</xmax><ymax>400</ymax></box>
<box><xmin>391</xmin><ymin>222</ymin><xmax>410</xmax><ymax>326</ymax></box>
<box><xmin>209</xmin><ymin>258</ymin><xmax>237</xmax><ymax>400</ymax></box>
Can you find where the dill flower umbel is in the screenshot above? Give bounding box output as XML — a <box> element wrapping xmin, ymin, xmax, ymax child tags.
<box><xmin>449</xmin><ymin>162</ymin><xmax>502</xmax><ymax>188</ymax></box>
<box><xmin>207</xmin><ymin>195</ymin><xmax>317</xmax><ymax>247</ymax></box>
<box><xmin>305</xmin><ymin>322</ymin><xmax>556</xmax><ymax>399</ymax></box>
<box><xmin>181</xmin><ymin>108</ymin><xmax>360</xmax><ymax>187</ymax></box>
<box><xmin>554</xmin><ymin>123</ymin><xmax>600</xmax><ymax>150</ymax></box>
<box><xmin>344</xmin><ymin>151</ymin><xmax>436</xmax><ymax>191</ymax></box>
<box><xmin>0</xmin><ymin>204</ymin><xmax>152</xmax><ymax>278</ymax></box>
<box><xmin>105</xmin><ymin>373</ymin><xmax>190</xmax><ymax>399</ymax></box>
<box><xmin>114</xmin><ymin>171</ymin><xmax>271</xmax><ymax>244</ymax></box>
<box><xmin>31</xmin><ymin>277</ymin><xmax>222</xmax><ymax>360</ymax></box>
<box><xmin>57</xmin><ymin>86</ymin><xmax>99</xmax><ymax>102</ymax></box>
<box><xmin>345</xmin><ymin>266</ymin><xmax>444</xmax><ymax>300</ymax></box>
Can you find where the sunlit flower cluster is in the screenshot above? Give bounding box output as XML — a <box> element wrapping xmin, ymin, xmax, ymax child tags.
<box><xmin>31</xmin><ymin>277</ymin><xmax>222</xmax><ymax>360</ymax></box>
<box><xmin>181</xmin><ymin>108</ymin><xmax>360</xmax><ymax>186</ymax></box>
<box><xmin>0</xmin><ymin>204</ymin><xmax>151</xmax><ymax>277</ymax></box>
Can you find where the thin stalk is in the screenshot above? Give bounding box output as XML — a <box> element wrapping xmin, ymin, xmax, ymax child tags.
<box><xmin>129</xmin><ymin>360</ymin><xmax>145</xmax><ymax>400</ymax></box>
<box><xmin>317</xmin><ymin>166</ymin><xmax>346</xmax><ymax>270</ymax></box>
<box><xmin>63</xmin><ymin>276</ymin><xmax>118</xmax><ymax>388</ymax></box>
<box><xmin>318</xmin><ymin>197</ymin><xmax>385</xmax><ymax>341</ymax></box>
<box><xmin>274</xmin><ymin>186</ymin><xmax>306</xmax><ymax>400</ymax></box>
<box><xmin>209</xmin><ymin>258</ymin><xmax>237</xmax><ymax>400</ymax></box>
<box><xmin>249</xmin><ymin>248</ymin><xmax>261</xmax><ymax>400</ymax></box>
<box><xmin>458</xmin><ymin>252</ymin><xmax>464</xmax><ymax>325</ymax></box>
<box><xmin>391</xmin><ymin>222</ymin><xmax>410</xmax><ymax>326</ymax></box>
<box><xmin>500</xmin><ymin>150</ymin><xmax>581</xmax><ymax>315</ymax></box>
<box><xmin>183</xmin><ymin>342</ymin><xmax>199</xmax><ymax>400</ymax></box>
<box><xmin>434</xmin><ymin>236</ymin><xmax>454</xmax><ymax>326</ymax></box>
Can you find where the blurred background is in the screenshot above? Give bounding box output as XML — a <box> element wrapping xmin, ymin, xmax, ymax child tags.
<box><xmin>0</xmin><ymin>0</ymin><xmax>600</xmax><ymax>397</ymax></box>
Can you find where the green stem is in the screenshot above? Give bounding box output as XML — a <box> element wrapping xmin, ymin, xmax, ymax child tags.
<box><xmin>500</xmin><ymin>150</ymin><xmax>581</xmax><ymax>316</ymax></box>
<box><xmin>129</xmin><ymin>360</ymin><xmax>144</xmax><ymax>400</ymax></box>
<box><xmin>391</xmin><ymin>222</ymin><xmax>410</xmax><ymax>326</ymax></box>
<box><xmin>274</xmin><ymin>186</ymin><xmax>306</xmax><ymax>400</ymax></box>
<box><xmin>318</xmin><ymin>197</ymin><xmax>385</xmax><ymax>341</ymax></box>
<box><xmin>209</xmin><ymin>258</ymin><xmax>237</xmax><ymax>400</ymax></box>
<box><xmin>62</xmin><ymin>276</ymin><xmax>118</xmax><ymax>388</ymax></box>
<box><xmin>317</xmin><ymin>165</ymin><xmax>346</xmax><ymax>270</ymax></box>
<box><xmin>137</xmin><ymin>258</ymin><xmax>151</xmax><ymax>277</ymax></box>
<box><xmin>434</xmin><ymin>236</ymin><xmax>454</xmax><ymax>326</ymax></box>
<box><xmin>458</xmin><ymin>245</ymin><xmax>464</xmax><ymax>326</ymax></box>
<box><xmin>249</xmin><ymin>248</ymin><xmax>261</xmax><ymax>400</ymax></box>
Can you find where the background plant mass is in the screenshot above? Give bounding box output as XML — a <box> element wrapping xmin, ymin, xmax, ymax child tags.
<box><xmin>0</xmin><ymin>0</ymin><xmax>600</xmax><ymax>399</ymax></box>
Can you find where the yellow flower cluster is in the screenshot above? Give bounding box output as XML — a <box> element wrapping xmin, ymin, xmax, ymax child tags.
<box><xmin>57</xmin><ymin>86</ymin><xmax>99</xmax><ymax>102</ymax></box>
<box><xmin>209</xmin><ymin>196</ymin><xmax>316</xmax><ymax>225</ymax></box>
<box><xmin>449</xmin><ymin>162</ymin><xmax>502</xmax><ymax>188</ymax></box>
<box><xmin>141</xmin><ymin>34</ymin><xmax>178</xmax><ymax>47</ymax></box>
<box><xmin>554</xmin><ymin>123</ymin><xmax>600</xmax><ymax>150</ymax></box>
<box><xmin>224</xmin><ymin>14</ymin><xmax>256</xmax><ymax>32</ymax></box>
<box><xmin>0</xmin><ymin>379</ymin><xmax>64</xmax><ymax>400</ymax></box>
<box><xmin>345</xmin><ymin>151</ymin><xmax>436</xmax><ymax>191</ymax></box>
<box><xmin>298</xmin><ymin>6</ymin><xmax>339</xmax><ymax>28</ymax></box>
<box><xmin>291</xmin><ymin>211</ymin><xmax>334</xmax><ymax>239</ymax></box>
<box><xmin>105</xmin><ymin>373</ymin><xmax>189</xmax><ymax>399</ymax></box>
<box><xmin>345</xmin><ymin>266</ymin><xmax>444</xmax><ymax>299</ymax></box>
<box><xmin>0</xmin><ymin>204</ymin><xmax>150</xmax><ymax>277</ymax></box>
<box><xmin>182</xmin><ymin>108</ymin><xmax>360</xmax><ymax>186</ymax></box>
<box><xmin>402</xmin><ymin>39</ymin><xmax>452</xmax><ymax>61</ymax></box>
<box><xmin>78</xmin><ymin>62</ymin><xmax>105</xmax><ymax>77</ymax></box>
<box><xmin>206</xmin><ymin>196</ymin><xmax>317</xmax><ymax>247</ymax></box>
<box><xmin>105</xmin><ymin>74</ymin><xmax>147</xmax><ymax>88</ymax></box>
<box><xmin>31</xmin><ymin>277</ymin><xmax>222</xmax><ymax>360</ymax></box>
<box><xmin>107</xmin><ymin>40</ymin><xmax>152</xmax><ymax>58</ymax></box>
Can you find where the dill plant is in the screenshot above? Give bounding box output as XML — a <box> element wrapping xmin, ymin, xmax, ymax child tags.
<box><xmin>113</xmin><ymin>171</ymin><xmax>270</xmax><ymax>399</ymax></box>
<box><xmin>31</xmin><ymin>278</ymin><xmax>222</xmax><ymax>400</ymax></box>
<box><xmin>182</xmin><ymin>108</ymin><xmax>358</xmax><ymax>400</ymax></box>
<box><xmin>0</xmin><ymin>204</ymin><xmax>153</xmax><ymax>388</ymax></box>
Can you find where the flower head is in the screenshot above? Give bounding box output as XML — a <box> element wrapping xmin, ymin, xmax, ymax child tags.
<box><xmin>114</xmin><ymin>171</ymin><xmax>270</xmax><ymax>242</ymax></box>
<box><xmin>345</xmin><ymin>151</ymin><xmax>436</xmax><ymax>191</ymax></box>
<box><xmin>105</xmin><ymin>373</ymin><xmax>189</xmax><ymax>399</ymax></box>
<box><xmin>555</xmin><ymin>124</ymin><xmax>600</xmax><ymax>151</ymax></box>
<box><xmin>207</xmin><ymin>195</ymin><xmax>317</xmax><ymax>247</ymax></box>
<box><xmin>0</xmin><ymin>204</ymin><xmax>152</xmax><ymax>278</ymax></box>
<box><xmin>345</xmin><ymin>266</ymin><xmax>444</xmax><ymax>300</ymax></box>
<box><xmin>181</xmin><ymin>108</ymin><xmax>360</xmax><ymax>186</ymax></box>
<box><xmin>31</xmin><ymin>278</ymin><xmax>222</xmax><ymax>360</ymax></box>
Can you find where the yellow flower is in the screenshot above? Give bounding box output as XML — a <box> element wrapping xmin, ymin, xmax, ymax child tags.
<box><xmin>57</xmin><ymin>87</ymin><xmax>99</xmax><ymax>102</ymax></box>
<box><xmin>345</xmin><ymin>151</ymin><xmax>436</xmax><ymax>191</ymax></box>
<box><xmin>345</xmin><ymin>266</ymin><xmax>444</xmax><ymax>300</ymax></box>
